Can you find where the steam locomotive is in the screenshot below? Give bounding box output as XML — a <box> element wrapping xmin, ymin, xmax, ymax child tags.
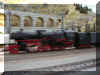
<box><xmin>6</xmin><ymin>30</ymin><xmax>97</xmax><ymax>54</ymax></box>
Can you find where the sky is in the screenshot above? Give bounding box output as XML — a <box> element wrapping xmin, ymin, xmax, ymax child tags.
<box><xmin>84</xmin><ymin>4</ymin><xmax>96</xmax><ymax>13</ymax></box>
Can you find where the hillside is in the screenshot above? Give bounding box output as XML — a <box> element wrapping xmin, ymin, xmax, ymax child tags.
<box><xmin>4</xmin><ymin>4</ymin><xmax>96</xmax><ymax>32</ymax></box>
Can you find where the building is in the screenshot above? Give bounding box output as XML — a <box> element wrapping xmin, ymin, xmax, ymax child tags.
<box><xmin>0</xmin><ymin>4</ymin><xmax>96</xmax><ymax>33</ymax></box>
<box><xmin>4</xmin><ymin>10</ymin><xmax>62</xmax><ymax>33</ymax></box>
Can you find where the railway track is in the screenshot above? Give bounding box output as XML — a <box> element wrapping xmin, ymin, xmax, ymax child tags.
<box><xmin>0</xmin><ymin>48</ymin><xmax>97</xmax><ymax>75</ymax></box>
<box><xmin>4</xmin><ymin>48</ymin><xmax>96</xmax><ymax>71</ymax></box>
<box><xmin>5</xmin><ymin>48</ymin><xmax>95</xmax><ymax>61</ymax></box>
<box><xmin>32</xmin><ymin>59</ymin><xmax>96</xmax><ymax>71</ymax></box>
<box><xmin>2</xmin><ymin>58</ymin><xmax>99</xmax><ymax>75</ymax></box>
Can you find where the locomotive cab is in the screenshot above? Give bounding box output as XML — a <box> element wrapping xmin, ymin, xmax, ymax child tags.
<box><xmin>90</xmin><ymin>32</ymin><xmax>96</xmax><ymax>46</ymax></box>
<box><xmin>74</xmin><ymin>32</ymin><xmax>91</xmax><ymax>48</ymax></box>
<box><xmin>96</xmin><ymin>32</ymin><xmax>100</xmax><ymax>47</ymax></box>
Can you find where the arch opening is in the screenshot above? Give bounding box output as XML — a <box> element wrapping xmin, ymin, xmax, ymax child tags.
<box><xmin>24</xmin><ymin>16</ymin><xmax>32</xmax><ymax>27</ymax></box>
<box><xmin>11</xmin><ymin>15</ymin><xmax>20</xmax><ymax>27</ymax></box>
<box><xmin>47</xmin><ymin>18</ymin><xmax>54</xmax><ymax>27</ymax></box>
<box><xmin>36</xmin><ymin>17</ymin><xmax>44</xmax><ymax>27</ymax></box>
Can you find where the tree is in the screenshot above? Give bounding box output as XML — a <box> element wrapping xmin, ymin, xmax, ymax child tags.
<box><xmin>74</xmin><ymin>4</ymin><xmax>91</xmax><ymax>14</ymax></box>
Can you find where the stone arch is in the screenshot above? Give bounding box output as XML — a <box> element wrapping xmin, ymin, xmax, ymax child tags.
<box><xmin>11</xmin><ymin>14</ymin><xmax>20</xmax><ymax>27</ymax></box>
<box><xmin>36</xmin><ymin>17</ymin><xmax>44</xmax><ymax>27</ymax></box>
<box><xmin>47</xmin><ymin>18</ymin><xmax>55</xmax><ymax>27</ymax></box>
<box><xmin>56</xmin><ymin>19</ymin><xmax>62</xmax><ymax>26</ymax></box>
<box><xmin>4</xmin><ymin>14</ymin><xmax>7</xmax><ymax>26</ymax></box>
<box><xmin>24</xmin><ymin>16</ymin><xmax>32</xmax><ymax>27</ymax></box>
<box><xmin>0</xmin><ymin>13</ymin><xmax>4</xmax><ymax>26</ymax></box>
<box><xmin>4</xmin><ymin>14</ymin><xmax>6</xmax><ymax>20</ymax></box>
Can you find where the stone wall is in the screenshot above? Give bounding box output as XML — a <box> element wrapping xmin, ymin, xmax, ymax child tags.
<box><xmin>4</xmin><ymin>10</ymin><xmax>61</xmax><ymax>33</ymax></box>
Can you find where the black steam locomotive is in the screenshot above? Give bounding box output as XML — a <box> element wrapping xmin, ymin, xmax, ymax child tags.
<box><xmin>6</xmin><ymin>30</ymin><xmax>97</xmax><ymax>54</ymax></box>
